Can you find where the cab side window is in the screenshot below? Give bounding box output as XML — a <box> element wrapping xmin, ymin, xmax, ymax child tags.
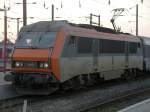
<box><xmin>78</xmin><ymin>37</ymin><xmax>92</xmax><ymax>54</ymax></box>
<box><xmin>99</xmin><ymin>39</ymin><xmax>125</xmax><ymax>54</ymax></box>
<box><xmin>129</xmin><ymin>42</ymin><xmax>138</xmax><ymax>54</ymax></box>
<box><xmin>69</xmin><ymin>36</ymin><xmax>76</xmax><ymax>48</ymax></box>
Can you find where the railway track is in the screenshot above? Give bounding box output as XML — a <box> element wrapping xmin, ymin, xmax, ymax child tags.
<box><xmin>0</xmin><ymin>84</ymin><xmax>22</xmax><ymax>100</ymax></box>
<box><xmin>1</xmin><ymin>75</ymin><xmax>150</xmax><ymax>112</ymax></box>
<box><xmin>84</xmin><ymin>84</ymin><xmax>150</xmax><ymax>112</ymax></box>
<box><xmin>19</xmin><ymin>75</ymin><xmax>150</xmax><ymax>112</ymax></box>
<box><xmin>0</xmin><ymin>84</ymin><xmax>24</xmax><ymax>112</ymax></box>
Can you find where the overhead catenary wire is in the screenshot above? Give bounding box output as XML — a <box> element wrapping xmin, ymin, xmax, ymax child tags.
<box><xmin>1</xmin><ymin>0</ymin><xmax>150</xmax><ymax>37</ymax></box>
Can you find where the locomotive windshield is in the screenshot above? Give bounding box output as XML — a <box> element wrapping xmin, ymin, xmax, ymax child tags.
<box><xmin>15</xmin><ymin>32</ymin><xmax>57</xmax><ymax>48</ymax></box>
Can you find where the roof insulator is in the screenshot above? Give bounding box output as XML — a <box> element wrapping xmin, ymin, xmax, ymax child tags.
<box><xmin>108</xmin><ymin>0</ymin><xmax>111</xmax><ymax>5</ymax></box>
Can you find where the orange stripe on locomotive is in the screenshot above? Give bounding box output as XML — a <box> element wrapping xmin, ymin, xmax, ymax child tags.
<box><xmin>51</xmin><ymin>28</ymin><xmax>66</xmax><ymax>81</ymax></box>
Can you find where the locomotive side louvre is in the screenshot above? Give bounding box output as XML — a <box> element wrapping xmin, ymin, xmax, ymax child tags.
<box><xmin>59</xmin><ymin>26</ymin><xmax>143</xmax><ymax>82</ymax></box>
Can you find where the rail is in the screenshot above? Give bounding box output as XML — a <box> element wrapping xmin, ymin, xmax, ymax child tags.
<box><xmin>1</xmin><ymin>75</ymin><xmax>150</xmax><ymax>112</ymax></box>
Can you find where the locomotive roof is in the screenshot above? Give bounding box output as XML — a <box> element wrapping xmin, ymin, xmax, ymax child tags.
<box><xmin>140</xmin><ymin>36</ymin><xmax>150</xmax><ymax>45</ymax></box>
<box><xmin>20</xmin><ymin>20</ymin><xmax>70</xmax><ymax>32</ymax></box>
<box><xmin>20</xmin><ymin>20</ymin><xmax>140</xmax><ymax>43</ymax></box>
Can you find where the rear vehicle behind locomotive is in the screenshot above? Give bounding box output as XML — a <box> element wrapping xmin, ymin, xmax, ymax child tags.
<box><xmin>140</xmin><ymin>37</ymin><xmax>150</xmax><ymax>72</ymax></box>
<box><xmin>5</xmin><ymin>21</ymin><xmax>144</xmax><ymax>94</ymax></box>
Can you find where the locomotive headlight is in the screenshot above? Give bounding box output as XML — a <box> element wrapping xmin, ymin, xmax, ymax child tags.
<box><xmin>44</xmin><ymin>63</ymin><xmax>49</xmax><ymax>68</ymax></box>
<box><xmin>39</xmin><ymin>62</ymin><xmax>49</xmax><ymax>68</ymax></box>
<box><xmin>15</xmin><ymin>62</ymin><xmax>23</xmax><ymax>67</ymax></box>
<box><xmin>15</xmin><ymin>62</ymin><xmax>20</xmax><ymax>67</ymax></box>
<box><xmin>39</xmin><ymin>63</ymin><xmax>44</xmax><ymax>68</ymax></box>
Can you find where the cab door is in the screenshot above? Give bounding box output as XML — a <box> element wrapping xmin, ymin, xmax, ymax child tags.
<box><xmin>93</xmin><ymin>39</ymin><xmax>99</xmax><ymax>71</ymax></box>
<box><xmin>125</xmin><ymin>41</ymin><xmax>129</xmax><ymax>68</ymax></box>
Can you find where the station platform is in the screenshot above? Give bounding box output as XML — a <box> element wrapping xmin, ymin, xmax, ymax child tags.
<box><xmin>0</xmin><ymin>72</ymin><xmax>11</xmax><ymax>85</ymax></box>
<box><xmin>0</xmin><ymin>61</ymin><xmax>11</xmax><ymax>85</ymax></box>
<box><xmin>0</xmin><ymin>72</ymin><xmax>20</xmax><ymax>101</ymax></box>
<box><xmin>119</xmin><ymin>98</ymin><xmax>150</xmax><ymax>112</ymax></box>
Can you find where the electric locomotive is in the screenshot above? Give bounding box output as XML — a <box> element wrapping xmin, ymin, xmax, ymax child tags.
<box><xmin>5</xmin><ymin>20</ymin><xmax>144</xmax><ymax>95</ymax></box>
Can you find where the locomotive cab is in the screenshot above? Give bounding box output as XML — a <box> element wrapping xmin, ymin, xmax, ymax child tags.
<box><xmin>4</xmin><ymin>21</ymin><xmax>67</xmax><ymax>94</ymax></box>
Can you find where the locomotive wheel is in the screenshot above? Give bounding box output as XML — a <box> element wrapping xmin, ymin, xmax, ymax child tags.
<box><xmin>132</xmin><ymin>69</ymin><xmax>137</xmax><ymax>78</ymax></box>
<box><xmin>61</xmin><ymin>80</ymin><xmax>72</xmax><ymax>90</ymax></box>
<box><xmin>121</xmin><ymin>69</ymin><xmax>137</xmax><ymax>80</ymax></box>
<box><xmin>89</xmin><ymin>73</ymin><xmax>101</xmax><ymax>84</ymax></box>
<box><xmin>72</xmin><ymin>76</ymin><xmax>83</xmax><ymax>89</ymax></box>
<box><xmin>61</xmin><ymin>78</ymin><xmax>78</xmax><ymax>90</ymax></box>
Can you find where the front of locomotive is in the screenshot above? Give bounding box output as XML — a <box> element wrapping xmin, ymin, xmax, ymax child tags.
<box><xmin>5</xmin><ymin>21</ymin><xmax>62</xmax><ymax>95</ymax></box>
